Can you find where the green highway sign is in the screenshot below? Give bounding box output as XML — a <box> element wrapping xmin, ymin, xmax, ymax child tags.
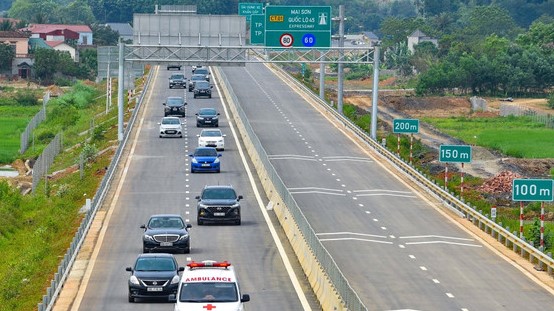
<box><xmin>239</xmin><ymin>3</ymin><xmax>264</xmax><ymax>22</ymax></box>
<box><xmin>512</xmin><ymin>179</ymin><xmax>553</xmax><ymax>201</ymax></box>
<box><xmin>250</xmin><ymin>14</ymin><xmax>265</xmax><ymax>44</ymax></box>
<box><xmin>393</xmin><ymin>119</ymin><xmax>419</xmax><ymax>134</ymax></box>
<box><xmin>265</xmin><ymin>6</ymin><xmax>331</xmax><ymax>48</ymax></box>
<box><xmin>439</xmin><ymin>145</ymin><xmax>472</xmax><ymax>163</ymax></box>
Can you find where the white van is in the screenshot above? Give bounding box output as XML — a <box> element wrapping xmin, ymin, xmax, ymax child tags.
<box><xmin>172</xmin><ymin>260</ymin><xmax>250</xmax><ymax>311</ymax></box>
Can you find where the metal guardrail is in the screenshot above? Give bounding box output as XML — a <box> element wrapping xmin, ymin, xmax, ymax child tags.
<box><xmin>267</xmin><ymin>64</ymin><xmax>554</xmax><ymax>275</ymax></box>
<box><xmin>38</xmin><ymin>71</ymin><xmax>154</xmax><ymax>311</ymax></box>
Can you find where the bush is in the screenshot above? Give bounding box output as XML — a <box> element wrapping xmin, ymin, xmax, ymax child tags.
<box><xmin>548</xmin><ymin>94</ymin><xmax>554</xmax><ymax>109</ymax></box>
<box><xmin>14</xmin><ymin>91</ymin><xmax>39</xmax><ymax>106</ymax></box>
<box><xmin>81</xmin><ymin>143</ymin><xmax>98</xmax><ymax>162</ymax></box>
<box><xmin>0</xmin><ymin>97</ymin><xmax>18</xmax><ymax>106</ymax></box>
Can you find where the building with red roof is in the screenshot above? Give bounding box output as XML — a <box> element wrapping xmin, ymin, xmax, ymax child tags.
<box><xmin>21</xmin><ymin>24</ymin><xmax>93</xmax><ymax>45</ymax></box>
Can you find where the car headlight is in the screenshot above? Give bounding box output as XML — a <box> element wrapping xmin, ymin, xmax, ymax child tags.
<box><xmin>178</xmin><ymin>234</ymin><xmax>189</xmax><ymax>241</ymax></box>
<box><xmin>191</xmin><ymin>158</ymin><xmax>198</xmax><ymax>163</ymax></box>
<box><xmin>198</xmin><ymin>203</ymin><xmax>208</xmax><ymax>209</ymax></box>
<box><xmin>230</xmin><ymin>202</ymin><xmax>239</xmax><ymax>208</ymax></box>
<box><xmin>214</xmin><ymin>158</ymin><xmax>220</xmax><ymax>164</ymax></box>
<box><xmin>144</xmin><ymin>234</ymin><xmax>154</xmax><ymax>242</ymax></box>
<box><xmin>129</xmin><ymin>275</ymin><xmax>140</xmax><ymax>285</ymax></box>
<box><xmin>197</xmin><ymin>116</ymin><xmax>204</xmax><ymax>120</ymax></box>
<box><xmin>218</xmin><ymin>139</ymin><xmax>224</xmax><ymax>143</ymax></box>
<box><xmin>171</xmin><ymin>275</ymin><xmax>180</xmax><ymax>284</ymax></box>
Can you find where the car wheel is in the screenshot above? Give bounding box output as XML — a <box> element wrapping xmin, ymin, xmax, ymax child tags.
<box><xmin>196</xmin><ymin>123</ymin><xmax>201</xmax><ymax>127</ymax></box>
<box><xmin>235</xmin><ymin>219</ymin><xmax>241</xmax><ymax>225</ymax></box>
<box><xmin>197</xmin><ymin>217</ymin><xmax>203</xmax><ymax>225</ymax></box>
<box><xmin>216</xmin><ymin>169</ymin><xmax>220</xmax><ymax>173</ymax></box>
<box><xmin>128</xmin><ymin>294</ymin><xmax>135</xmax><ymax>303</ymax></box>
<box><xmin>143</xmin><ymin>246</ymin><xmax>149</xmax><ymax>253</ymax></box>
<box><xmin>208</xmin><ymin>95</ymin><xmax>212</xmax><ymax>98</ymax></box>
<box><xmin>183</xmin><ymin>246</ymin><xmax>190</xmax><ymax>254</ymax></box>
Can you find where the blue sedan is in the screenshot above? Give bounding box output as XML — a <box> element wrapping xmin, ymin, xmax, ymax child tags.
<box><xmin>189</xmin><ymin>147</ymin><xmax>221</xmax><ymax>173</ymax></box>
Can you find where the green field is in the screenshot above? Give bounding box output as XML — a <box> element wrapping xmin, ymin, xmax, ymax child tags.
<box><xmin>0</xmin><ymin>106</ymin><xmax>42</xmax><ymax>163</ymax></box>
<box><xmin>421</xmin><ymin>115</ymin><xmax>554</xmax><ymax>158</ymax></box>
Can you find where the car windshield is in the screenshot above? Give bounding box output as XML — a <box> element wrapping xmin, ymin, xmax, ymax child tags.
<box><xmin>171</xmin><ymin>74</ymin><xmax>185</xmax><ymax>80</ymax></box>
<box><xmin>195</xmin><ymin>81</ymin><xmax>210</xmax><ymax>88</ymax></box>
<box><xmin>167</xmin><ymin>98</ymin><xmax>184</xmax><ymax>107</ymax></box>
<box><xmin>202</xmin><ymin>187</ymin><xmax>236</xmax><ymax>200</ymax></box>
<box><xmin>201</xmin><ymin>130</ymin><xmax>222</xmax><ymax>137</ymax></box>
<box><xmin>135</xmin><ymin>257</ymin><xmax>176</xmax><ymax>271</ymax></box>
<box><xmin>194</xmin><ymin>148</ymin><xmax>217</xmax><ymax>157</ymax></box>
<box><xmin>195</xmin><ymin>69</ymin><xmax>209</xmax><ymax>75</ymax></box>
<box><xmin>162</xmin><ymin>118</ymin><xmax>180</xmax><ymax>125</ymax></box>
<box><xmin>199</xmin><ymin>108</ymin><xmax>217</xmax><ymax>116</ymax></box>
<box><xmin>148</xmin><ymin>216</ymin><xmax>185</xmax><ymax>229</ymax></box>
<box><xmin>191</xmin><ymin>74</ymin><xmax>205</xmax><ymax>81</ymax></box>
<box><xmin>179</xmin><ymin>282</ymin><xmax>238</xmax><ymax>303</ymax></box>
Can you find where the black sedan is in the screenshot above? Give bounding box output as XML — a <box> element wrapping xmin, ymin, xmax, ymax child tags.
<box><xmin>196</xmin><ymin>107</ymin><xmax>220</xmax><ymax>127</ymax></box>
<box><xmin>126</xmin><ymin>253</ymin><xmax>184</xmax><ymax>302</ymax></box>
<box><xmin>141</xmin><ymin>214</ymin><xmax>192</xmax><ymax>254</ymax></box>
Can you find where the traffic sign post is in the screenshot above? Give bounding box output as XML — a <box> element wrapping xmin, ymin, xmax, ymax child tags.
<box><xmin>393</xmin><ymin>119</ymin><xmax>419</xmax><ymax>163</ymax></box>
<box><xmin>439</xmin><ymin>145</ymin><xmax>472</xmax><ymax>191</ymax></box>
<box><xmin>265</xmin><ymin>6</ymin><xmax>331</xmax><ymax>48</ymax></box>
<box><xmin>250</xmin><ymin>14</ymin><xmax>265</xmax><ymax>44</ymax></box>
<box><xmin>512</xmin><ymin>179</ymin><xmax>553</xmax><ymax>240</ymax></box>
<box><xmin>239</xmin><ymin>3</ymin><xmax>264</xmax><ymax>22</ymax></box>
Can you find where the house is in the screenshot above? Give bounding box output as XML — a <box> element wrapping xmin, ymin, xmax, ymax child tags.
<box><xmin>407</xmin><ymin>29</ymin><xmax>438</xmax><ymax>53</ymax></box>
<box><xmin>105</xmin><ymin>23</ymin><xmax>133</xmax><ymax>42</ymax></box>
<box><xmin>362</xmin><ymin>31</ymin><xmax>380</xmax><ymax>46</ymax></box>
<box><xmin>21</xmin><ymin>24</ymin><xmax>93</xmax><ymax>45</ymax></box>
<box><xmin>0</xmin><ymin>30</ymin><xmax>32</xmax><ymax>78</ymax></box>
<box><xmin>46</xmin><ymin>41</ymin><xmax>78</xmax><ymax>61</ymax></box>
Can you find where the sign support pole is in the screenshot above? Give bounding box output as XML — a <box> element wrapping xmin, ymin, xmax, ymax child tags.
<box><xmin>397</xmin><ymin>134</ymin><xmax>400</xmax><ymax>156</ymax></box>
<box><xmin>410</xmin><ymin>134</ymin><xmax>414</xmax><ymax>164</ymax></box>
<box><xmin>444</xmin><ymin>165</ymin><xmax>448</xmax><ymax>190</ymax></box>
<box><xmin>519</xmin><ymin>201</ymin><xmax>523</xmax><ymax>238</ymax></box>
<box><xmin>319</xmin><ymin>52</ymin><xmax>325</xmax><ymax>100</ymax></box>
<box><xmin>461</xmin><ymin>163</ymin><xmax>464</xmax><ymax>195</ymax></box>
<box><xmin>370</xmin><ymin>44</ymin><xmax>380</xmax><ymax>140</ymax></box>
<box><xmin>117</xmin><ymin>40</ymin><xmax>124</xmax><ymax>141</ymax></box>
<box><xmin>336</xmin><ymin>5</ymin><xmax>345</xmax><ymax>115</ymax></box>
<box><xmin>540</xmin><ymin>201</ymin><xmax>545</xmax><ymax>248</ymax></box>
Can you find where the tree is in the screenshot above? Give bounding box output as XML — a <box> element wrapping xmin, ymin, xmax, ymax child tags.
<box><xmin>91</xmin><ymin>23</ymin><xmax>120</xmax><ymax>46</ymax></box>
<box><xmin>59</xmin><ymin>0</ymin><xmax>95</xmax><ymax>24</ymax></box>
<box><xmin>33</xmin><ymin>48</ymin><xmax>60</xmax><ymax>83</ymax></box>
<box><xmin>9</xmin><ymin>0</ymin><xmax>60</xmax><ymax>23</ymax></box>
<box><xmin>0</xmin><ymin>19</ymin><xmax>13</xmax><ymax>31</ymax></box>
<box><xmin>0</xmin><ymin>43</ymin><xmax>15</xmax><ymax>71</ymax></box>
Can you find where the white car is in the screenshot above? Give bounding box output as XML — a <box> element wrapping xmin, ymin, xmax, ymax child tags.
<box><xmin>198</xmin><ymin>129</ymin><xmax>225</xmax><ymax>151</ymax></box>
<box><xmin>170</xmin><ymin>260</ymin><xmax>250</xmax><ymax>311</ymax></box>
<box><xmin>158</xmin><ymin>117</ymin><xmax>183</xmax><ymax>138</ymax></box>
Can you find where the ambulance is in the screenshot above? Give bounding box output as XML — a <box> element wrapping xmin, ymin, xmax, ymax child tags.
<box><xmin>171</xmin><ymin>260</ymin><xmax>250</xmax><ymax>311</ymax></box>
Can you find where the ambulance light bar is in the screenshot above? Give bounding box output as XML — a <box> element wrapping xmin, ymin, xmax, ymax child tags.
<box><xmin>187</xmin><ymin>260</ymin><xmax>231</xmax><ymax>269</ymax></box>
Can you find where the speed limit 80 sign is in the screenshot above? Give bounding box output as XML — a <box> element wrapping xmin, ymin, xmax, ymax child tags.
<box><xmin>279</xmin><ymin>33</ymin><xmax>294</xmax><ymax>47</ymax></box>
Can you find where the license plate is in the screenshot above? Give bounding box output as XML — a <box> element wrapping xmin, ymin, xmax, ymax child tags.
<box><xmin>160</xmin><ymin>242</ymin><xmax>173</xmax><ymax>246</ymax></box>
<box><xmin>214</xmin><ymin>212</ymin><xmax>225</xmax><ymax>216</ymax></box>
<box><xmin>147</xmin><ymin>287</ymin><xmax>163</xmax><ymax>292</ymax></box>
<box><xmin>202</xmin><ymin>164</ymin><xmax>211</xmax><ymax>167</ymax></box>
<box><xmin>166</xmin><ymin>130</ymin><xmax>176</xmax><ymax>134</ymax></box>
<box><xmin>205</xmin><ymin>120</ymin><xmax>211</xmax><ymax>123</ymax></box>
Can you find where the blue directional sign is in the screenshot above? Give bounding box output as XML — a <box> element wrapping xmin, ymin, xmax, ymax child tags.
<box><xmin>512</xmin><ymin>179</ymin><xmax>553</xmax><ymax>202</ymax></box>
<box><xmin>439</xmin><ymin>145</ymin><xmax>472</xmax><ymax>163</ymax></box>
<box><xmin>265</xmin><ymin>6</ymin><xmax>331</xmax><ymax>48</ymax></box>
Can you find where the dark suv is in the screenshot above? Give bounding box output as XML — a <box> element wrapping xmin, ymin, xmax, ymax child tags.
<box><xmin>193</xmin><ymin>81</ymin><xmax>212</xmax><ymax>98</ymax></box>
<box><xmin>196</xmin><ymin>185</ymin><xmax>243</xmax><ymax>225</ymax></box>
<box><xmin>163</xmin><ymin>96</ymin><xmax>186</xmax><ymax>117</ymax></box>
<box><xmin>169</xmin><ymin>73</ymin><xmax>186</xmax><ymax>89</ymax></box>
<box><xmin>196</xmin><ymin>107</ymin><xmax>220</xmax><ymax>127</ymax></box>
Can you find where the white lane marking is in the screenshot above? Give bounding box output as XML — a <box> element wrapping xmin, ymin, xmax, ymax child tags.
<box><xmin>409</xmin><ymin>255</ymin><xmax>416</xmax><ymax>259</ymax></box>
<box><xmin>353</xmin><ymin>189</ymin><xmax>412</xmax><ymax>194</ymax></box>
<box><xmin>399</xmin><ymin>245</ymin><xmax>405</xmax><ymax>248</ymax></box>
<box><xmin>373</xmin><ymin>218</ymin><xmax>378</xmax><ymax>222</ymax></box>
<box><xmin>381</xmin><ymin>227</ymin><xmax>387</xmax><ymax>230</ymax></box>
<box><xmin>432</xmin><ymin>279</ymin><xmax>440</xmax><ymax>284</ymax></box>
<box><xmin>316</xmin><ymin>232</ymin><xmax>388</xmax><ymax>239</ymax></box>
<box><xmin>355</xmin><ymin>193</ymin><xmax>417</xmax><ymax>198</ymax></box>
<box><xmin>217</xmin><ymin>67</ymin><xmax>312</xmax><ymax>310</ymax></box>
<box><xmin>461</xmin><ymin>308</ymin><xmax>469</xmax><ymax>311</ymax></box>
<box><xmin>389</xmin><ymin>235</ymin><xmax>395</xmax><ymax>239</ymax></box>
<box><xmin>319</xmin><ymin>237</ymin><xmax>394</xmax><ymax>244</ymax></box>
<box><xmin>365</xmin><ymin>211</ymin><xmax>370</xmax><ymax>214</ymax></box>
<box><xmin>420</xmin><ymin>266</ymin><xmax>427</xmax><ymax>271</ymax></box>
<box><xmin>405</xmin><ymin>241</ymin><xmax>482</xmax><ymax>248</ymax></box>
<box><xmin>289</xmin><ymin>191</ymin><xmax>346</xmax><ymax>196</ymax></box>
<box><xmin>446</xmin><ymin>293</ymin><xmax>454</xmax><ymax>298</ymax></box>
<box><xmin>288</xmin><ymin>187</ymin><xmax>344</xmax><ymax>192</ymax></box>
<box><xmin>399</xmin><ymin>235</ymin><xmax>474</xmax><ymax>241</ymax></box>
<box><xmin>358</xmin><ymin>203</ymin><xmax>364</xmax><ymax>207</ymax></box>
<box><xmin>72</xmin><ymin>65</ymin><xmax>160</xmax><ymax>311</ymax></box>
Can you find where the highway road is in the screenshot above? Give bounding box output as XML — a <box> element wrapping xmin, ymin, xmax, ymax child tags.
<box><xmin>71</xmin><ymin>66</ymin><xmax>316</xmax><ymax>311</ymax></box>
<box><xmin>219</xmin><ymin>63</ymin><xmax>554</xmax><ymax>311</ymax></box>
